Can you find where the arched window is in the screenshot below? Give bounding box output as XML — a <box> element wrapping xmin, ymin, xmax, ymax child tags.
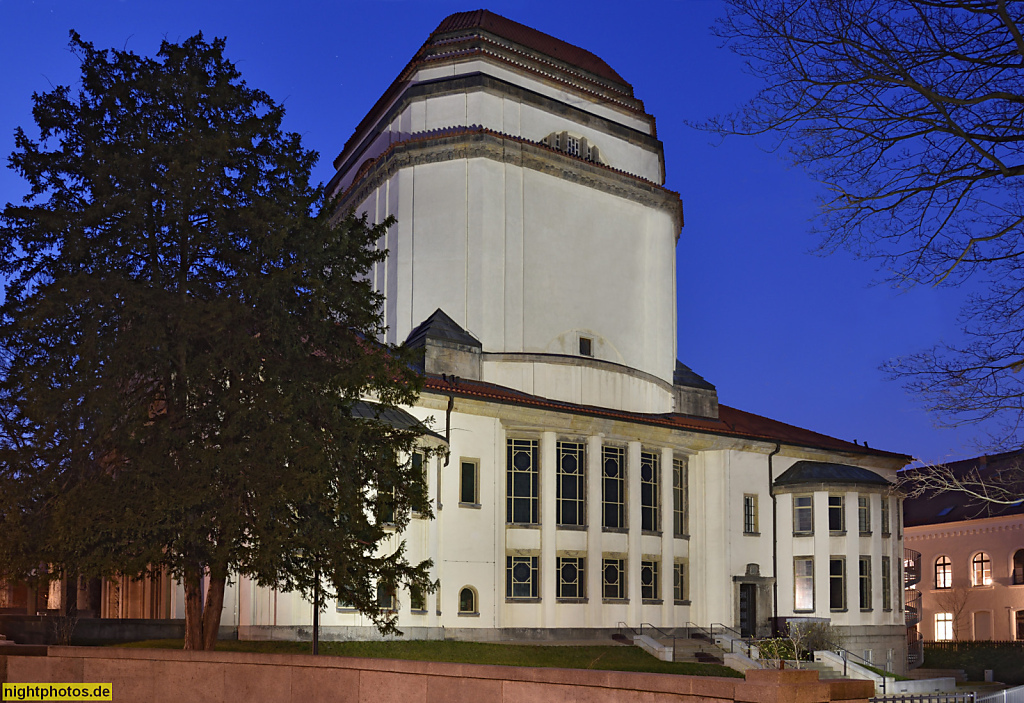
<box><xmin>935</xmin><ymin>556</ymin><xmax>952</xmax><ymax>589</ymax></box>
<box><xmin>1013</xmin><ymin>550</ymin><xmax>1024</xmax><ymax>586</ymax></box>
<box><xmin>973</xmin><ymin>552</ymin><xmax>992</xmax><ymax>586</ymax></box>
<box><xmin>458</xmin><ymin>586</ymin><xmax>477</xmax><ymax>614</ymax></box>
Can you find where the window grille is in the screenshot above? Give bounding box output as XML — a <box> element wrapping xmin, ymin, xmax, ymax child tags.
<box><xmin>507</xmin><ymin>439</ymin><xmax>539</xmax><ymax>524</ymax></box>
<box><xmin>556</xmin><ymin>557</ymin><xmax>585</xmax><ymax>599</ymax></box>
<box><xmin>673</xmin><ymin>457</ymin><xmax>689</xmax><ymax>537</ymax></box>
<box><xmin>603</xmin><ymin>558</ymin><xmax>626</xmax><ymax>600</ymax></box>
<box><xmin>641</xmin><ymin>560</ymin><xmax>659</xmax><ymax>600</ymax></box>
<box><xmin>673</xmin><ymin>562</ymin><xmax>687</xmax><ymax>602</ymax></box>
<box><xmin>640</xmin><ymin>451</ymin><xmax>659</xmax><ymax>532</ymax></box>
<box><xmin>743</xmin><ymin>494</ymin><xmax>758</xmax><ymax>534</ymax></box>
<box><xmin>557</xmin><ymin>441</ymin><xmax>586</xmax><ymax>527</ymax></box>
<box><xmin>506</xmin><ymin>556</ymin><xmax>538</xmax><ymax>599</ymax></box>
<box><xmin>602</xmin><ymin>446</ymin><xmax>626</xmax><ymax>529</ymax></box>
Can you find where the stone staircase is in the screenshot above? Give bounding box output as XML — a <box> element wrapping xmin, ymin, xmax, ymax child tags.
<box><xmin>799</xmin><ymin>660</ymin><xmax>845</xmax><ymax>680</ymax></box>
<box><xmin>657</xmin><ymin>632</ymin><xmax>728</xmax><ymax>665</ymax></box>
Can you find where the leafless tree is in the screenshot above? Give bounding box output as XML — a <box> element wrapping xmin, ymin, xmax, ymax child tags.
<box><xmin>705</xmin><ymin>0</ymin><xmax>1024</xmax><ymax>446</ymax></box>
<box><xmin>936</xmin><ymin>583</ymin><xmax>973</xmax><ymax>641</ymax></box>
<box><xmin>898</xmin><ymin>458</ymin><xmax>1024</xmax><ymax>508</ymax></box>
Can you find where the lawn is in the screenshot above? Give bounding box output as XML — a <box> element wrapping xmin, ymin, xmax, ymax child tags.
<box><xmin>116</xmin><ymin>639</ymin><xmax>743</xmax><ymax>678</ymax></box>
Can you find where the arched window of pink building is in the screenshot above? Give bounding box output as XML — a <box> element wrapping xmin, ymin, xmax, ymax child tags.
<box><xmin>1013</xmin><ymin>550</ymin><xmax>1024</xmax><ymax>586</ymax></box>
<box><xmin>972</xmin><ymin>552</ymin><xmax>992</xmax><ymax>586</ymax></box>
<box><xmin>935</xmin><ymin>556</ymin><xmax>952</xmax><ymax>589</ymax></box>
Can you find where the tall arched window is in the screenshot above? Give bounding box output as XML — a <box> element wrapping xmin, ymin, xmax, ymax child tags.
<box><xmin>935</xmin><ymin>556</ymin><xmax>952</xmax><ymax>589</ymax></box>
<box><xmin>458</xmin><ymin>586</ymin><xmax>477</xmax><ymax>614</ymax></box>
<box><xmin>973</xmin><ymin>552</ymin><xmax>992</xmax><ymax>586</ymax></box>
<box><xmin>1013</xmin><ymin>550</ymin><xmax>1024</xmax><ymax>586</ymax></box>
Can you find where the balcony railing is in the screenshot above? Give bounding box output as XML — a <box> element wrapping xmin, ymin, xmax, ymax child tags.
<box><xmin>905</xmin><ymin>588</ymin><xmax>921</xmax><ymax>627</ymax></box>
<box><xmin>904</xmin><ymin>548</ymin><xmax>921</xmax><ymax>588</ymax></box>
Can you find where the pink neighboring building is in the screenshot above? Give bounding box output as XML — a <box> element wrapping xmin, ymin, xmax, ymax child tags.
<box><xmin>903</xmin><ymin>450</ymin><xmax>1024</xmax><ymax>642</ymax></box>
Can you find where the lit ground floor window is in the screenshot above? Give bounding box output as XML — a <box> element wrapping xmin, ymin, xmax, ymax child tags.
<box><xmin>935</xmin><ymin>612</ymin><xmax>953</xmax><ymax>641</ymax></box>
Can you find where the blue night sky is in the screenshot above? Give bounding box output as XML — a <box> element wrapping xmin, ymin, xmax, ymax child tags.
<box><xmin>0</xmin><ymin>0</ymin><xmax>995</xmax><ymax>464</ymax></box>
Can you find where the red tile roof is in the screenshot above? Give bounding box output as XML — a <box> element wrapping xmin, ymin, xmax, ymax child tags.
<box><xmin>422</xmin><ymin>375</ymin><xmax>908</xmax><ymax>461</ymax></box>
<box><xmin>432</xmin><ymin>10</ymin><xmax>628</xmax><ymax>86</ymax></box>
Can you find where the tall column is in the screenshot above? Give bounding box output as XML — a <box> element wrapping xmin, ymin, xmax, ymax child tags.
<box><xmin>660</xmin><ymin>447</ymin><xmax>675</xmax><ymax>627</ymax></box>
<box><xmin>541</xmin><ymin>431</ymin><xmax>557</xmax><ymax>626</ymax></box>
<box><xmin>428</xmin><ymin>453</ymin><xmax>441</xmax><ymax>627</ymax></box>
<box><xmin>628</xmin><ymin>440</ymin><xmax>642</xmax><ymax>626</ymax></box>
<box><xmin>587</xmin><ymin>434</ymin><xmax>603</xmax><ymax>626</ymax></box>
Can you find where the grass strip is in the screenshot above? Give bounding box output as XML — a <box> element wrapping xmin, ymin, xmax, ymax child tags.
<box><xmin>115</xmin><ymin>639</ymin><xmax>743</xmax><ymax>678</ymax></box>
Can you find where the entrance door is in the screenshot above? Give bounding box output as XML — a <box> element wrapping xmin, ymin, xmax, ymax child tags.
<box><xmin>739</xmin><ymin>583</ymin><xmax>757</xmax><ymax>637</ymax></box>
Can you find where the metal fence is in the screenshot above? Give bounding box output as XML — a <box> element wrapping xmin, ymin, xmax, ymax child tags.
<box><xmin>978</xmin><ymin>685</ymin><xmax>1024</xmax><ymax>703</ymax></box>
<box><xmin>871</xmin><ymin>694</ymin><xmax>975</xmax><ymax>703</ymax></box>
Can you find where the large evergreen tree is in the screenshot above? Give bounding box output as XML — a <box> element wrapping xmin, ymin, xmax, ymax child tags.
<box><xmin>0</xmin><ymin>32</ymin><xmax>432</xmax><ymax>649</ymax></box>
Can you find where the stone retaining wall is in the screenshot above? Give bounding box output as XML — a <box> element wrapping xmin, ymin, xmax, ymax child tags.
<box><xmin>1</xmin><ymin>646</ymin><xmax>875</xmax><ymax>703</ymax></box>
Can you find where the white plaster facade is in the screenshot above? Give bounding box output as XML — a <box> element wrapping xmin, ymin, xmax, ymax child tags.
<box><xmin>142</xmin><ymin>10</ymin><xmax>911</xmax><ymax>669</ymax></box>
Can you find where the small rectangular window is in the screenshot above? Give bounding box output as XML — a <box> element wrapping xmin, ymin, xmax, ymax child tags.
<box><xmin>882</xmin><ymin>556</ymin><xmax>892</xmax><ymax>611</ymax></box>
<box><xmin>602</xmin><ymin>446</ymin><xmax>626</xmax><ymax>530</ymax></box>
<box><xmin>935</xmin><ymin>612</ymin><xmax>953</xmax><ymax>641</ymax></box>
<box><xmin>409</xmin><ymin>584</ymin><xmax>426</xmax><ymax>612</ymax></box>
<box><xmin>556</xmin><ymin>441</ymin><xmax>586</xmax><ymax>527</ymax></box>
<box><xmin>641</xmin><ymin>560</ymin><xmax>659</xmax><ymax>601</ymax></box>
<box><xmin>830</xmin><ymin>557</ymin><xmax>846</xmax><ymax>611</ymax></box>
<box><xmin>743</xmin><ymin>494</ymin><xmax>759</xmax><ymax>534</ymax></box>
<box><xmin>410</xmin><ymin>451</ymin><xmax>426</xmax><ymax>515</ymax></box>
<box><xmin>881</xmin><ymin>498</ymin><xmax>891</xmax><ymax>536</ymax></box>
<box><xmin>793</xmin><ymin>495</ymin><xmax>813</xmax><ymax>535</ymax></box>
<box><xmin>829</xmin><ymin>495</ymin><xmax>845</xmax><ymax>533</ymax></box>
<box><xmin>460</xmin><ymin>459</ymin><xmax>479</xmax><ymax>505</ymax></box>
<box><xmin>579</xmin><ymin>336</ymin><xmax>593</xmax><ymax>357</ymax></box>
<box><xmin>376</xmin><ymin>583</ymin><xmax>396</xmax><ymax>611</ymax></box>
<box><xmin>603</xmin><ymin>558</ymin><xmax>626</xmax><ymax>600</ymax></box>
<box><xmin>556</xmin><ymin>556</ymin><xmax>585</xmax><ymax>599</ymax></box>
<box><xmin>506</xmin><ymin>555</ymin><xmax>539</xmax><ymax>600</ymax></box>
<box><xmin>794</xmin><ymin>557</ymin><xmax>814</xmax><ymax>611</ymax></box>
<box><xmin>858</xmin><ymin>496</ymin><xmax>871</xmax><ymax>534</ymax></box>
<box><xmin>507</xmin><ymin>439</ymin><xmax>539</xmax><ymax>525</ymax></box>
<box><xmin>673</xmin><ymin>562</ymin><xmax>687</xmax><ymax>603</ymax></box>
<box><xmin>859</xmin><ymin>556</ymin><xmax>872</xmax><ymax>611</ymax></box>
<box><xmin>640</xmin><ymin>451</ymin><xmax>660</xmax><ymax>532</ymax></box>
<box><xmin>673</xmin><ymin>457</ymin><xmax>688</xmax><ymax>537</ymax></box>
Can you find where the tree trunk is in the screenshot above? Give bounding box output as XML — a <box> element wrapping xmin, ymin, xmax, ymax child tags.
<box><xmin>183</xmin><ymin>566</ymin><xmax>204</xmax><ymax>650</ymax></box>
<box><xmin>201</xmin><ymin>573</ymin><xmax>226</xmax><ymax>651</ymax></box>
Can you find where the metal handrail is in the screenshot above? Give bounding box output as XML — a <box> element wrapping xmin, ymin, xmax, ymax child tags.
<box><xmin>710</xmin><ymin>623</ymin><xmax>755</xmax><ymax>657</ymax></box>
<box><xmin>639</xmin><ymin>622</ymin><xmax>673</xmax><ymax>639</ymax></box>
<box><xmin>832</xmin><ymin>646</ymin><xmax>890</xmax><ymax>695</ymax></box>
<box><xmin>683</xmin><ymin>621</ymin><xmax>713</xmax><ymax>640</ymax></box>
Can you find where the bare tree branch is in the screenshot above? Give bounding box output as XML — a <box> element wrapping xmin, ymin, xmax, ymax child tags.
<box><xmin>703</xmin><ymin>0</ymin><xmax>1024</xmax><ymax>446</ymax></box>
